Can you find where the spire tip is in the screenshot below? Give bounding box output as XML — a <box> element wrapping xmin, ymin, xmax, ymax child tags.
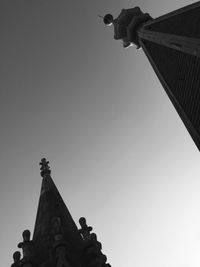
<box><xmin>40</xmin><ymin>158</ymin><xmax>51</xmax><ymax>178</ymax></box>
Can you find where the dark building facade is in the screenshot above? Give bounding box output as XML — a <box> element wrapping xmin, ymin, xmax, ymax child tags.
<box><xmin>11</xmin><ymin>159</ymin><xmax>111</xmax><ymax>267</ymax></box>
<box><xmin>104</xmin><ymin>1</ymin><xmax>200</xmax><ymax>150</ymax></box>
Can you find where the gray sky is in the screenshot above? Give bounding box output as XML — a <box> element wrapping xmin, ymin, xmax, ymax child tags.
<box><xmin>1</xmin><ymin>1</ymin><xmax>200</xmax><ymax>266</ymax></box>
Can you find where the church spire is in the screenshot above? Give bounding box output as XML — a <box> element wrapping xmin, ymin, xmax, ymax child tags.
<box><xmin>11</xmin><ymin>159</ymin><xmax>111</xmax><ymax>267</ymax></box>
<box><xmin>103</xmin><ymin>3</ymin><xmax>200</xmax><ymax>151</ymax></box>
<box><xmin>32</xmin><ymin>158</ymin><xmax>83</xmax><ymax>266</ymax></box>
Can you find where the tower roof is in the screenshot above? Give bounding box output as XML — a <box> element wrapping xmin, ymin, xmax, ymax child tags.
<box><xmin>105</xmin><ymin>2</ymin><xmax>200</xmax><ymax>151</ymax></box>
<box><xmin>32</xmin><ymin>158</ymin><xmax>83</xmax><ymax>266</ymax></box>
<box><xmin>11</xmin><ymin>159</ymin><xmax>111</xmax><ymax>267</ymax></box>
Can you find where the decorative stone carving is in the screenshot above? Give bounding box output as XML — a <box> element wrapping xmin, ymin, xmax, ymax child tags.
<box><xmin>104</xmin><ymin>7</ymin><xmax>152</xmax><ymax>48</ymax></box>
<box><xmin>11</xmin><ymin>251</ymin><xmax>21</xmax><ymax>267</ymax></box>
<box><xmin>40</xmin><ymin>158</ymin><xmax>51</xmax><ymax>178</ymax></box>
<box><xmin>18</xmin><ymin>230</ymin><xmax>33</xmax><ymax>267</ymax></box>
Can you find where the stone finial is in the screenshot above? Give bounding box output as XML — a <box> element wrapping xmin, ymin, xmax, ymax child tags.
<box><xmin>22</xmin><ymin>230</ymin><xmax>31</xmax><ymax>242</ymax></box>
<box><xmin>13</xmin><ymin>251</ymin><xmax>21</xmax><ymax>262</ymax></box>
<box><xmin>82</xmin><ymin>231</ymin><xmax>108</xmax><ymax>267</ymax></box>
<box><xmin>40</xmin><ymin>158</ymin><xmax>51</xmax><ymax>177</ymax></box>
<box><xmin>78</xmin><ymin>217</ymin><xmax>93</xmax><ymax>240</ymax></box>
<box><xmin>103</xmin><ymin>7</ymin><xmax>152</xmax><ymax>48</ymax></box>
<box><xmin>18</xmin><ymin>230</ymin><xmax>33</xmax><ymax>259</ymax></box>
<box><xmin>11</xmin><ymin>251</ymin><xmax>21</xmax><ymax>267</ymax></box>
<box><xmin>79</xmin><ymin>219</ymin><xmax>111</xmax><ymax>267</ymax></box>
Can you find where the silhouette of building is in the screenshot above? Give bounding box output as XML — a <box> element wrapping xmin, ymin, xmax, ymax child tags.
<box><xmin>104</xmin><ymin>2</ymin><xmax>200</xmax><ymax>150</ymax></box>
<box><xmin>11</xmin><ymin>158</ymin><xmax>111</xmax><ymax>267</ymax></box>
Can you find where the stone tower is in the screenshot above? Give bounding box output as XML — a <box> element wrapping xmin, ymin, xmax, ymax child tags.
<box><xmin>11</xmin><ymin>158</ymin><xmax>111</xmax><ymax>267</ymax></box>
<box><xmin>104</xmin><ymin>2</ymin><xmax>200</xmax><ymax>150</ymax></box>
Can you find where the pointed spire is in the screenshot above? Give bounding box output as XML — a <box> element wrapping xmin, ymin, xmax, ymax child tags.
<box><xmin>103</xmin><ymin>2</ymin><xmax>200</xmax><ymax>150</ymax></box>
<box><xmin>32</xmin><ymin>158</ymin><xmax>83</xmax><ymax>266</ymax></box>
<box><xmin>11</xmin><ymin>158</ymin><xmax>111</xmax><ymax>266</ymax></box>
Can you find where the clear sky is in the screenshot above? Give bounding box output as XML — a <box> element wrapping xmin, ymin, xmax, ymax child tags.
<box><xmin>1</xmin><ymin>0</ymin><xmax>200</xmax><ymax>266</ymax></box>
